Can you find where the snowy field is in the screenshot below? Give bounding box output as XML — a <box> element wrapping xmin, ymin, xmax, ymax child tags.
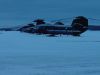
<box><xmin>0</xmin><ymin>31</ymin><xmax>100</xmax><ymax>75</ymax></box>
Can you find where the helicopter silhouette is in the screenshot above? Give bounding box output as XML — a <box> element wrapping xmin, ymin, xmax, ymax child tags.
<box><xmin>19</xmin><ymin>16</ymin><xmax>88</xmax><ymax>36</ymax></box>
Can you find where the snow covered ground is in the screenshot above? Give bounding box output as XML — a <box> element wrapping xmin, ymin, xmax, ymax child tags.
<box><xmin>0</xmin><ymin>31</ymin><xmax>100</xmax><ymax>75</ymax></box>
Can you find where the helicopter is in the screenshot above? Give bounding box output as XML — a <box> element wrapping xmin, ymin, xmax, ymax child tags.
<box><xmin>19</xmin><ymin>16</ymin><xmax>88</xmax><ymax>36</ymax></box>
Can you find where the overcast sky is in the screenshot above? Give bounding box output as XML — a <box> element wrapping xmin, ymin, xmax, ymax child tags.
<box><xmin>0</xmin><ymin>0</ymin><xmax>100</xmax><ymax>26</ymax></box>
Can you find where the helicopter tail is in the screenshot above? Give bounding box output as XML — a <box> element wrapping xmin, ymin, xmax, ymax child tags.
<box><xmin>69</xmin><ymin>16</ymin><xmax>88</xmax><ymax>36</ymax></box>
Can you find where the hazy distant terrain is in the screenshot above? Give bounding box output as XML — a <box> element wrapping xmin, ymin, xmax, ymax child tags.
<box><xmin>0</xmin><ymin>0</ymin><xmax>100</xmax><ymax>27</ymax></box>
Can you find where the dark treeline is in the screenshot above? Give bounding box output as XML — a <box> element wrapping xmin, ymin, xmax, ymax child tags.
<box><xmin>0</xmin><ymin>25</ymin><xmax>100</xmax><ymax>31</ymax></box>
<box><xmin>89</xmin><ymin>25</ymin><xmax>100</xmax><ymax>30</ymax></box>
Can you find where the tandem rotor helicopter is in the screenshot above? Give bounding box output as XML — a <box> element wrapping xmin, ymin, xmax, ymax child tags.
<box><xmin>18</xmin><ymin>16</ymin><xmax>88</xmax><ymax>36</ymax></box>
